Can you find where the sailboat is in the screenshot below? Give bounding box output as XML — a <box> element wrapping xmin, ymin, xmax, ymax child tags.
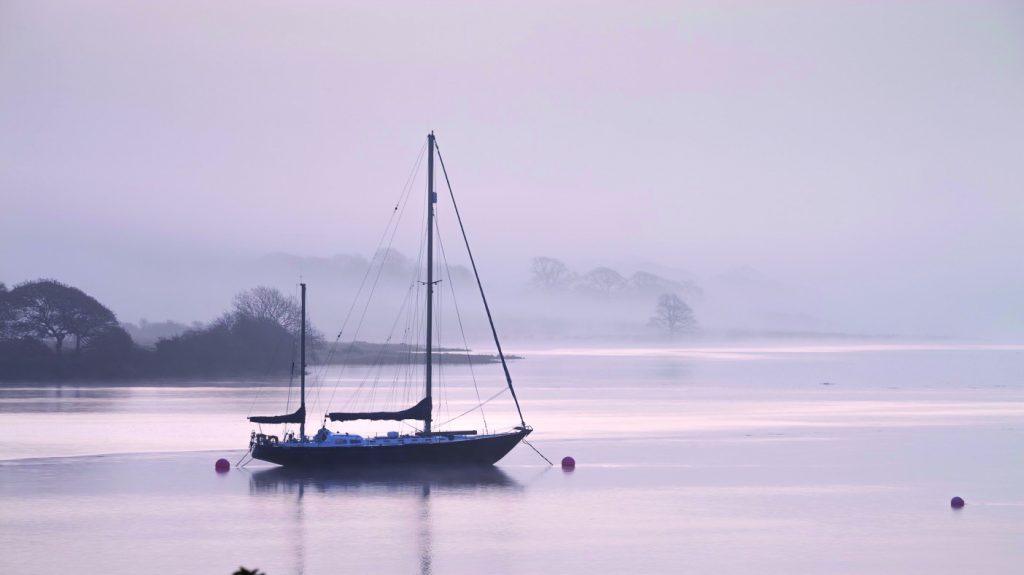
<box><xmin>246</xmin><ymin>133</ymin><xmax>531</xmax><ymax>466</ymax></box>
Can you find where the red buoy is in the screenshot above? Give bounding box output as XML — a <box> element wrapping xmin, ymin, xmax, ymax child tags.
<box><xmin>215</xmin><ymin>458</ymin><xmax>230</xmax><ymax>473</ymax></box>
<box><xmin>561</xmin><ymin>456</ymin><xmax>576</xmax><ymax>470</ymax></box>
<box><xmin>951</xmin><ymin>496</ymin><xmax>965</xmax><ymax>509</ymax></box>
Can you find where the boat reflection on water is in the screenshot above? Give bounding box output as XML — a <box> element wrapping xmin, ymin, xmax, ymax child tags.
<box><xmin>249</xmin><ymin>464</ymin><xmax>521</xmax><ymax>494</ymax></box>
<box><xmin>248</xmin><ymin>466</ymin><xmax>522</xmax><ymax>575</ymax></box>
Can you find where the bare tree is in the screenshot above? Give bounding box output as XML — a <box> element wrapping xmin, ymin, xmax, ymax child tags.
<box><xmin>231</xmin><ymin>286</ymin><xmax>322</xmax><ymax>347</ymax></box>
<box><xmin>232</xmin><ymin>286</ymin><xmax>301</xmax><ymax>334</ymax></box>
<box><xmin>531</xmin><ymin>257</ymin><xmax>573</xmax><ymax>290</ymax></box>
<box><xmin>650</xmin><ymin>293</ymin><xmax>696</xmax><ymax>334</ymax></box>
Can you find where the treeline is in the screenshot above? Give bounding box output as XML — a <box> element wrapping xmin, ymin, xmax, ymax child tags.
<box><xmin>0</xmin><ymin>280</ymin><xmax>309</xmax><ymax>381</ymax></box>
<box><xmin>529</xmin><ymin>256</ymin><xmax>703</xmax><ymax>299</ymax></box>
<box><xmin>528</xmin><ymin>257</ymin><xmax>700</xmax><ymax>336</ymax></box>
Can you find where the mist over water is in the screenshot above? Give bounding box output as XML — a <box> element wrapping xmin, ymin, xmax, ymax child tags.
<box><xmin>2</xmin><ymin>0</ymin><xmax>1023</xmax><ymax>339</ymax></box>
<box><xmin>2</xmin><ymin>3</ymin><xmax>1023</xmax><ymax>574</ymax></box>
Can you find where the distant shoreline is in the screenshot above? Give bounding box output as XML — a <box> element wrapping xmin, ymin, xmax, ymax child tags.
<box><xmin>316</xmin><ymin>350</ymin><xmax>519</xmax><ymax>366</ymax></box>
<box><xmin>0</xmin><ymin>351</ymin><xmax>523</xmax><ymax>387</ymax></box>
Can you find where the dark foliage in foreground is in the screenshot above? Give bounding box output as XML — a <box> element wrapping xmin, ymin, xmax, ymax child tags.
<box><xmin>150</xmin><ymin>314</ymin><xmax>294</xmax><ymax>376</ymax></box>
<box><xmin>0</xmin><ymin>281</ymin><xmax>506</xmax><ymax>382</ymax></box>
<box><xmin>0</xmin><ymin>282</ymin><xmax>300</xmax><ymax>381</ymax></box>
<box><xmin>2</xmin><ymin>279</ymin><xmax>120</xmax><ymax>355</ymax></box>
<box><xmin>0</xmin><ymin>280</ymin><xmax>142</xmax><ymax>380</ymax></box>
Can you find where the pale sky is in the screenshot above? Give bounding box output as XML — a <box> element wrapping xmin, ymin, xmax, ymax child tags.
<box><xmin>2</xmin><ymin>1</ymin><xmax>1022</xmax><ymax>337</ymax></box>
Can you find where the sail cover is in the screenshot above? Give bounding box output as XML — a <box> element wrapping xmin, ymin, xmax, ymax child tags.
<box><xmin>249</xmin><ymin>406</ymin><xmax>305</xmax><ymax>424</ymax></box>
<box><xmin>328</xmin><ymin>397</ymin><xmax>431</xmax><ymax>422</ymax></box>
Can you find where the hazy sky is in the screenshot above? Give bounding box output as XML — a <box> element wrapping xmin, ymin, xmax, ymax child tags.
<box><xmin>2</xmin><ymin>1</ymin><xmax>1022</xmax><ymax>337</ymax></box>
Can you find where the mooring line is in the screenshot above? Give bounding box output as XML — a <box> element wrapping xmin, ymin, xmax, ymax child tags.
<box><xmin>235</xmin><ymin>448</ymin><xmax>253</xmax><ymax>468</ymax></box>
<box><xmin>523</xmin><ymin>439</ymin><xmax>554</xmax><ymax>466</ymax></box>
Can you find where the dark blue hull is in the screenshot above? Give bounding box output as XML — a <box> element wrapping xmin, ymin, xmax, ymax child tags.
<box><xmin>251</xmin><ymin>429</ymin><xmax>529</xmax><ymax>467</ymax></box>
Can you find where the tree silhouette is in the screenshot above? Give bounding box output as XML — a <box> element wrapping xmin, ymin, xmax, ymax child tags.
<box><xmin>233</xmin><ymin>286</ymin><xmax>301</xmax><ymax>334</ymax></box>
<box><xmin>530</xmin><ymin>257</ymin><xmax>573</xmax><ymax>290</ymax></box>
<box><xmin>232</xmin><ymin>286</ymin><xmax>320</xmax><ymax>345</ymax></box>
<box><xmin>8</xmin><ymin>280</ymin><xmax>118</xmax><ymax>355</ymax></box>
<box><xmin>650</xmin><ymin>293</ymin><xmax>696</xmax><ymax>335</ymax></box>
<box><xmin>68</xmin><ymin>292</ymin><xmax>120</xmax><ymax>354</ymax></box>
<box><xmin>581</xmin><ymin>267</ymin><xmax>627</xmax><ymax>295</ymax></box>
<box><xmin>0</xmin><ymin>282</ymin><xmax>12</xmax><ymax>339</ymax></box>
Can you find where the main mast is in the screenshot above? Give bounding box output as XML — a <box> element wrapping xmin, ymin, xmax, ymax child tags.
<box><xmin>424</xmin><ymin>133</ymin><xmax>436</xmax><ymax>433</ymax></box>
<box><xmin>300</xmin><ymin>282</ymin><xmax>307</xmax><ymax>440</ymax></box>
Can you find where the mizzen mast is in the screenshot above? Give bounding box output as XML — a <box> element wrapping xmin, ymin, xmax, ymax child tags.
<box><xmin>299</xmin><ymin>282</ymin><xmax>306</xmax><ymax>439</ymax></box>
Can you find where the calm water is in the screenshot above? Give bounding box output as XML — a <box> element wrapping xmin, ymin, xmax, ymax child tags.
<box><xmin>2</xmin><ymin>343</ymin><xmax>1023</xmax><ymax>574</ymax></box>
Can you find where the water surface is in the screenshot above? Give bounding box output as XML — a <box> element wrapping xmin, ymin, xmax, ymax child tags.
<box><xmin>2</xmin><ymin>343</ymin><xmax>1022</xmax><ymax>574</ymax></box>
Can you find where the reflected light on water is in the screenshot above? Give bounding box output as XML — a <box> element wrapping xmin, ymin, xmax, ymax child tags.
<box><xmin>2</xmin><ymin>344</ymin><xmax>1024</xmax><ymax>574</ymax></box>
<box><xmin>521</xmin><ymin>342</ymin><xmax>1024</xmax><ymax>361</ymax></box>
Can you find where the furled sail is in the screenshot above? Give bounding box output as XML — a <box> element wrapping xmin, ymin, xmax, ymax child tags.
<box><xmin>249</xmin><ymin>406</ymin><xmax>305</xmax><ymax>425</ymax></box>
<box><xmin>328</xmin><ymin>397</ymin><xmax>431</xmax><ymax>423</ymax></box>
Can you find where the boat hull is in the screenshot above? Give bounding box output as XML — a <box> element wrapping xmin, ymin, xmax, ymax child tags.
<box><xmin>251</xmin><ymin>429</ymin><xmax>530</xmax><ymax>467</ymax></box>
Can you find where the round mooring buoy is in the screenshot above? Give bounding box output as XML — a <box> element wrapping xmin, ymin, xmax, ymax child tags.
<box><xmin>561</xmin><ymin>456</ymin><xmax>576</xmax><ymax>470</ymax></box>
<box><xmin>215</xmin><ymin>458</ymin><xmax>230</xmax><ymax>473</ymax></box>
<box><xmin>951</xmin><ymin>496</ymin><xmax>965</xmax><ymax>509</ymax></box>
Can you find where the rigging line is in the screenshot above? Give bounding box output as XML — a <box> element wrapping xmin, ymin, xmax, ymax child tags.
<box><xmin>311</xmin><ymin>333</ymin><xmax>347</xmax><ymax>425</ymax></box>
<box><xmin>364</xmin><ymin>291</ymin><xmax>412</xmax><ymax>409</ymax></box>
<box><xmin>437</xmin><ymin>262</ymin><xmax>450</xmax><ymax>429</ymax></box>
<box><xmin>434</xmin><ymin>141</ymin><xmax>528</xmax><ymax>428</ymax></box>
<box><xmin>245</xmin><ymin>307</ymin><xmax>294</xmax><ymax>418</ymax></box>
<box><xmin>319</xmin><ymin>141</ymin><xmax>427</xmax><ymax>413</ymax></box>
<box><xmin>309</xmin><ymin>332</ymin><xmax>342</xmax><ymax>406</ymax></box>
<box><xmin>321</xmin><ymin>155</ymin><xmax>426</xmax><ymax>414</ymax></box>
<box><xmin>377</xmin><ymin>186</ymin><xmax>428</xmax><ymax>414</ymax></box>
<box><xmin>319</xmin><ymin>192</ymin><xmax>415</xmax><ymax>388</ymax></box>
<box><xmin>308</xmin><ymin>305</ymin><xmax>348</xmax><ymax>390</ymax></box>
<box><xmin>234</xmin><ymin>448</ymin><xmax>253</xmax><ymax>468</ymax></box>
<box><xmin>283</xmin><ymin>356</ymin><xmax>297</xmax><ymax>415</ymax></box>
<box><xmin>309</xmin><ymin>318</ymin><xmax>341</xmax><ymax>390</ymax></box>
<box><xmin>319</xmin><ymin>184</ymin><xmax>409</xmax><ymax>396</ymax></box>
<box><xmin>337</xmin><ymin>140</ymin><xmax>427</xmax><ymax>339</ymax></box>
<box><xmin>399</xmin><ymin>419</ymin><xmax>423</xmax><ymax>434</ymax></box>
<box><xmin>386</xmin><ymin>210</ymin><xmax>431</xmax><ymax>410</ymax></box>
<box><xmin>365</xmin><ymin>338</ymin><xmax>391</xmax><ymax>411</ymax></box>
<box><xmin>389</xmin><ymin>222</ymin><xmax>426</xmax><ymax>414</ymax></box>
<box><xmin>431</xmin><ymin>232</ymin><xmax>443</xmax><ymax>426</ymax></box>
<box><xmin>339</xmin><ymin>189</ymin><xmax>428</xmax><ymax>414</ymax></box>
<box><xmin>522</xmin><ymin>439</ymin><xmax>555</xmax><ymax>466</ymax></box>
<box><xmin>388</xmin><ymin>291</ymin><xmax>416</xmax><ymax>409</ymax></box>
<box><xmin>341</xmin><ymin>284</ymin><xmax>416</xmax><ymax>412</ymax></box>
<box><xmin>401</xmin><ymin>283</ymin><xmax>420</xmax><ymax>407</ymax></box>
<box><xmin>365</xmin><ymin>335</ymin><xmax>399</xmax><ymax>407</ymax></box>
<box><xmin>390</xmin><ymin>286</ymin><xmax>417</xmax><ymax>408</ymax></box>
<box><xmin>435</xmin><ymin>387</ymin><xmax>508</xmax><ymax>428</ymax></box>
<box><xmin>436</xmin><ymin>215</ymin><xmax>489</xmax><ymax>433</ymax></box>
